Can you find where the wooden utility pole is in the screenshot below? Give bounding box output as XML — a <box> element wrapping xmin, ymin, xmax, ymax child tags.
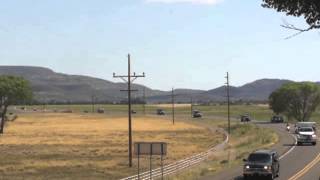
<box><xmin>225</xmin><ymin>72</ymin><xmax>231</xmax><ymax>135</ymax></box>
<box><xmin>113</xmin><ymin>54</ymin><xmax>145</xmax><ymax>167</ymax></box>
<box><xmin>172</xmin><ymin>88</ymin><xmax>175</xmax><ymax>125</ymax></box>
<box><xmin>190</xmin><ymin>97</ymin><xmax>193</xmax><ymax>118</ymax></box>
<box><xmin>91</xmin><ymin>95</ymin><xmax>95</xmax><ymax>113</ymax></box>
<box><xmin>143</xmin><ymin>87</ymin><xmax>146</xmax><ymax>116</ymax></box>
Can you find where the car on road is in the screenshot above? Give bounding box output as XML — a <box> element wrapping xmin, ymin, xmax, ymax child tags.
<box><xmin>241</xmin><ymin>114</ymin><xmax>251</xmax><ymax>122</ymax></box>
<box><xmin>156</xmin><ymin>109</ymin><xmax>165</xmax><ymax>115</ymax></box>
<box><xmin>192</xmin><ymin>110</ymin><xmax>202</xmax><ymax>118</ymax></box>
<box><xmin>270</xmin><ymin>115</ymin><xmax>284</xmax><ymax>123</ymax></box>
<box><xmin>131</xmin><ymin>110</ymin><xmax>137</xmax><ymax>114</ymax></box>
<box><xmin>295</xmin><ymin>122</ymin><xmax>317</xmax><ymax>134</ymax></box>
<box><xmin>297</xmin><ymin>127</ymin><xmax>317</xmax><ymax>146</ymax></box>
<box><xmin>243</xmin><ymin>150</ymin><xmax>280</xmax><ymax>180</ymax></box>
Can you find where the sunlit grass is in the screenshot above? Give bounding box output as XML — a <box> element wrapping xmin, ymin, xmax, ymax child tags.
<box><xmin>171</xmin><ymin>123</ymin><xmax>279</xmax><ymax>180</ymax></box>
<box><xmin>0</xmin><ymin>113</ymin><xmax>222</xmax><ymax>180</ymax></box>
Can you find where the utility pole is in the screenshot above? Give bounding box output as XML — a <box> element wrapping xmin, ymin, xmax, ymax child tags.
<box><xmin>91</xmin><ymin>95</ymin><xmax>95</xmax><ymax>113</ymax></box>
<box><xmin>225</xmin><ymin>72</ymin><xmax>231</xmax><ymax>135</ymax></box>
<box><xmin>172</xmin><ymin>88</ymin><xmax>175</xmax><ymax>125</ymax></box>
<box><xmin>113</xmin><ymin>54</ymin><xmax>145</xmax><ymax>167</ymax></box>
<box><xmin>143</xmin><ymin>87</ymin><xmax>146</xmax><ymax>116</ymax></box>
<box><xmin>190</xmin><ymin>97</ymin><xmax>193</xmax><ymax>118</ymax></box>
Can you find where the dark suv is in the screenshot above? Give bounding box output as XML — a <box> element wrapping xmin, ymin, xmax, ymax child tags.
<box><xmin>243</xmin><ymin>150</ymin><xmax>280</xmax><ymax>180</ymax></box>
<box><xmin>271</xmin><ymin>115</ymin><xmax>284</xmax><ymax>123</ymax></box>
<box><xmin>241</xmin><ymin>114</ymin><xmax>251</xmax><ymax>122</ymax></box>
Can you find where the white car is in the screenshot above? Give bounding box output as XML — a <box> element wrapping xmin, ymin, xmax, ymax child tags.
<box><xmin>297</xmin><ymin>127</ymin><xmax>317</xmax><ymax>146</ymax></box>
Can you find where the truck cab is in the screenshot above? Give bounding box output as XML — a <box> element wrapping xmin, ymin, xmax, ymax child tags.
<box><xmin>297</xmin><ymin>127</ymin><xmax>317</xmax><ymax>146</ymax></box>
<box><xmin>243</xmin><ymin>150</ymin><xmax>280</xmax><ymax>180</ymax></box>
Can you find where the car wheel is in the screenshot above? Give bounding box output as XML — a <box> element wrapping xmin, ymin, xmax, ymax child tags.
<box><xmin>312</xmin><ymin>142</ymin><xmax>316</xmax><ymax>146</ymax></box>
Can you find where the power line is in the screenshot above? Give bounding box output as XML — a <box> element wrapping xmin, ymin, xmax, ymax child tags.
<box><xmin>113</xmin><ymin>54</ymin><xmax>145</xmax><ymax>168</ymax></box>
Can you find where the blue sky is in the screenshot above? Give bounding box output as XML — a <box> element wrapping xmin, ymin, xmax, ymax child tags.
<box><xmin>0</xmin><ymin>0</ymin><xmax>319</xmax><ymax>90</ymax></box>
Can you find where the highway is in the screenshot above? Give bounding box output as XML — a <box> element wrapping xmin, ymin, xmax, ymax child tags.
<box><xmin>201</xmin><ymin>122</ymin><xmax>320</xmax><ymax>180</ymax></box>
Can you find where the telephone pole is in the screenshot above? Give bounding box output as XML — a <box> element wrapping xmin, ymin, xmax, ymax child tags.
<box><xmin>225</xmin><ymin>72</ymin><xmax>231</xmax><ymax>135</ymax></box>
<box><xmin>172</xmin><ymin>88</ymin><xmax>175</xmax><ymax>125</ymax></box>
<box><xmin>143</xmin><ymin>87</ymin><xmax>146</xmax><ymax>116</ymax></box>
<box><xmin>190</xmin><ymin>97</ymin><xmax>193</xmax><ymax>118</ymax></box>
<box><xmin>91</xmin><ymin>95</ymin><xmax>95</xmax><ymax>113</ymax></box>
<box><xmin>113</xmin><ymin>54</ymin><xmax>145</xmax><ymax>167</ymax></box>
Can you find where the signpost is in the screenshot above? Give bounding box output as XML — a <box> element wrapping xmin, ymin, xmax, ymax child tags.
<box><xmin>134</xmin><ymin>142</ymin><xmax>167</xmax><ymax>180</ymax></box>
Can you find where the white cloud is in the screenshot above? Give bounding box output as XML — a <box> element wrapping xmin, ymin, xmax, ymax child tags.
<box><xmin>145</xmin><ymin>0</ymin><xmax>224</xmax><ymax>5</ymax></box>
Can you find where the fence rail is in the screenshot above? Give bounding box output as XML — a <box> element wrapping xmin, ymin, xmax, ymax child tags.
<box><xmin>120</xmin><ymin>128</ymin><xmax>229</xmax><ymax>180</ymax></box>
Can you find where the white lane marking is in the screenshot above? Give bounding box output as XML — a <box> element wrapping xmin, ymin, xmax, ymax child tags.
<box><xmin>279</xmin><ymin>133</ymin><xmax>297</xmax><ymax>160</ymax></box>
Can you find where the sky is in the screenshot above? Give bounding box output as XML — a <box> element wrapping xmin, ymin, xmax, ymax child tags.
<box><xmin>0</xmin><ymin>0</ymin><xmax>319</xmax><ymax>91</ymax></box>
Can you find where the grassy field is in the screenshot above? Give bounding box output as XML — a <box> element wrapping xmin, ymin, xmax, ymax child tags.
<box><xmin>0</xmin><ymin>113</ymin><xmax>223</xmax><ymax>180</ymax></box>
<box><xmin>14</xmin><ymin>104</ymin><xmax>275</xmax><ymax>119</ymax></box>
<box><xmin>6</xmin><ymin>103</ymin><xmax>314</xmax><ymax>180</ymax></box>
<box><xmin>14</xmin><ymin>104</ymin><xmax>275</xmax><ymax>121</ymax></box>
<box><xmin>15</xmin><ymin>103</ymin><xmax>320</xmax><ymax>123</ymax></box>
<box><xmin>171</xmin><ymin>123</ymin><xmax>279</xmax><ymax>180</ymax></box>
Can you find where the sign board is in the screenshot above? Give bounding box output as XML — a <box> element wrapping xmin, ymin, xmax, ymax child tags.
<box><xmin>134</xmin><ymin>142</ymin><xmax>167</xmax><ymax>156</ymax></box>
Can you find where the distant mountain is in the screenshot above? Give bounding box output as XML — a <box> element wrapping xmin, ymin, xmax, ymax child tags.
<box><xmin>203</xmin><ymin>79</ymin><xmax>293</xmax><ymax>101</ymax></box>
<box><xmin>0</xmin><ymin>66</ymin><xmax>165</xmax><ymax>103</ymax></box>
<box><xmin>0</xmin><ymin>66</ymin><xmax>309</xmax><ymax>103</ymax></box>
<box><xmin>147</xmin><ymin>79</ymin><xmax>292</xmax><ymax>103</ymax></box>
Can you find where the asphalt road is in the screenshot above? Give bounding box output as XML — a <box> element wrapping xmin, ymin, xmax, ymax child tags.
<box><xmin>201</xmin><ymin>122</ymin><xmax>320</xmax><ymax>180</ymax></box>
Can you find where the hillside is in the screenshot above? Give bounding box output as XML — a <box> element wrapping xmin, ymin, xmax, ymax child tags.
<box><xmin>0</xmin><ymin>66</ymin><xmax>163</xmax><ymax>103</ymax></box>
<box><xmin>0</xmin><ymin>66</ymin><xmax>301</xmax><ymax>103</ymax></box>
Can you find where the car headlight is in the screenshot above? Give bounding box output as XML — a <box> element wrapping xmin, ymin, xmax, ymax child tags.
<box><xmin>264</xmin><ymin>166</ymin><xmax>271</xmax><ymax>170</ymax></box>
<box><xmin>312</xmin><ymin>134</ymin><xmax>317</xmax><ymax>138</ymax></box>
<box><xmin>245</xmin><ymin>165</ymin><xmax>250</xmax><ymax>169</ymax></box>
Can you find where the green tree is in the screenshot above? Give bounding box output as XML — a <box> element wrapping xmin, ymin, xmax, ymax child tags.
<box><xmin>269</xmin><ymin>82</ymin><xmax>320</xmax><ymax>122</ymax></box>
<box><xmin>0</xmin><ymin>76</ymin><xmax>32</xmax><ymax>134</ymax></box>
<box><xmin>262</xmin><ymin>0</ymin><xmax>320</xmax><ymax>36</ymax></box>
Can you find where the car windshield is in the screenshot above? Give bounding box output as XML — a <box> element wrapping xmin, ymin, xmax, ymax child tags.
<box><xmin>299</xmin><ymin>128</ymin><xmax>313</xmax><ymax>132</ymax></box>
<box><xmin>248</xmin><ymin>153</ymin><xmax>271</xmax><ymax>163</ymax></box>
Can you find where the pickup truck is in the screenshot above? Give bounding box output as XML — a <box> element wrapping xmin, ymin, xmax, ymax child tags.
<box><xmin>297</xmin><ymin>127</ymin><xmax>317</xmax><ymax>146</ymax></box>
<box><xmin>192</xmin><ymin>110</ymin><xmax>202</xmax><ymax>118</ymax></box>
<box><xmin>243</xmin><ymin>150</ymin><xmax>280</xmax><ymax>180</ymax></box>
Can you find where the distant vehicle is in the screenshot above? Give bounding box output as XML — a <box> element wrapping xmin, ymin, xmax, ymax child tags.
<box><xmin>295</xmin><ymin>122</ymin><xmax>316</xmax><ymax>134</ymax></box>
<box><xmin>296</xmin><ymin>127</ymin><xmax>317</xmax><ymax>146</ymax></box>
<box><xmin>243</xmin><ymin>150</ymin><xmax>280</xmax><ymax>180</ymax></box>
<box><xmin>61</xmin><ymin>109</ymin><xmax>73</xmax><ymax>113</ymax></box>
<box><xmin>131</xmin><ymin>110</ymin><xmax>137</xmax><ymax>114</ymax></box>
<box><xmin>192</xmin><ymin>110</ymin><xmax>202</xmax><ymax>118</ymax></box>
<box><xmin>241</xmin><ymin>115</ymin><xmax>251</xmax><ymax>122</ymax></box>
<box><xmin>271</xmin><ymin>115</ymin><xmax>284</xmax><ymax>123</ymax></box>
<box><xmin>156</xmin><ymin>109</ymin><xmax>165</xmax><ymax>115</ymax></box>
<box><xmin>97</xmin><ymin>108</ymin><xmax>105</xmax><ymax>114</ymax></box>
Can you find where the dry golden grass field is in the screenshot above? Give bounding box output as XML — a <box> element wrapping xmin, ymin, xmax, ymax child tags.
<box><xmin>0</xmin><ymin>113</ymin><xmax>223</xmax><ymax>180</ymax></box>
